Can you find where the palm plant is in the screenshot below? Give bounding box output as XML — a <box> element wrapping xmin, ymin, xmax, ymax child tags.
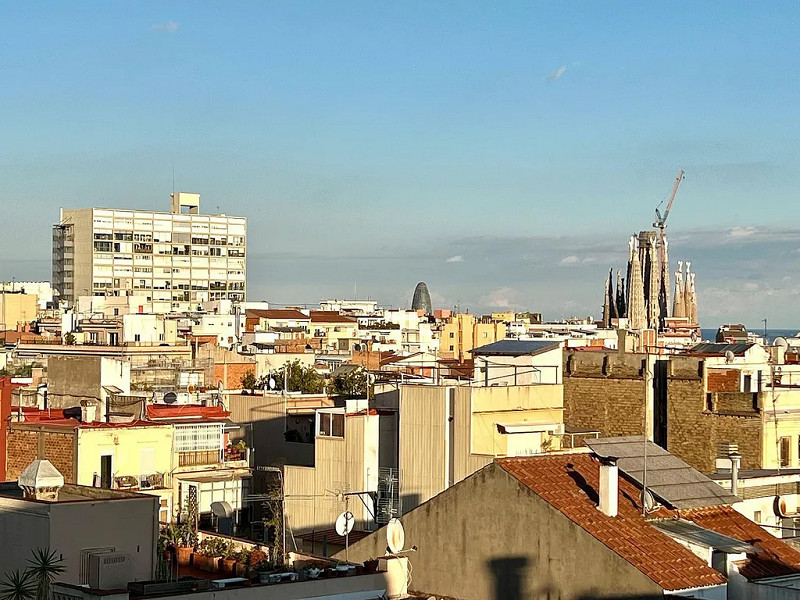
<box><xmin>0</xmin><ymin>570</ymin><xmax>34</xmax><ymax>600</ymax></box>
<box><xmin>26</xmin><ymin>548</ymin><xmax>64</xmax><ymax>600</ymax></box>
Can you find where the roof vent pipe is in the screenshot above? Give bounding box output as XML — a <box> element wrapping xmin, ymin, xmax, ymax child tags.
<box><xmin>598</xmin><ymin>456</ymin><xmax>619</xmax><ymax>517</ymax></box>
<box><xmin>730</xmin><ymin>451</ymin><xmax>741</xmax><ymax>497</ymax></box>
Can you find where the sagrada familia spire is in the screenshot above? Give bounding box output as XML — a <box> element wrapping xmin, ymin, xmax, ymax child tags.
<box><xmin>602</xmin><ymin>234</ymin><xmax>698</xmax><ymax>330</ymax></box>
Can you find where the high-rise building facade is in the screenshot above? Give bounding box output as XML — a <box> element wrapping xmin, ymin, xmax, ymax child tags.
<box><xmin>52</xmin><ymin>193</ymin><xmax>246</xmax><ymax>312</ymax></box>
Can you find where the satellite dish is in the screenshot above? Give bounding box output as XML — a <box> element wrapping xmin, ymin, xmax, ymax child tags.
<box><xmin>641</xmin><ymin>489</ymin><xmax>656</xmax><ymax>513</ymax></box>
<box><xmin>163</xmin><ymin>391</ymin><xmax>177</xmax><ymax>404</ymax></box>
<box><xmin>724</xmin><ymin>350</ymin><xmax>736</xmax><ymax>364</ymax></box>
<box><xmin>367</xmin><ymin>373</ymin><xmax>376</xmax><ymax>385</ymax></box>
<box><xmin>211</xmin><ymin>501</ymin><xmax>233</xmax><ymax>518</ymax></box>
<box><xmin>268</xmin><ymin>376</ymin><xmax>277</xmax><ymax>390</ymax></box>
<box><xmin>335</xmin><ymin>511</ymin><xmax>355</xmax><ymax>537</ymax></box>
<box><xmin>386</xmin><ymin>518</ymin><xmax>405</xmax><ymax>554</ymax></box>
<box><xmin>774</xmin><ymin>337</ymin><xmax>789</xmax><ymax>349</ymax></box>
<box><xmin>774</xmin><ymin>495</ymin><xmax>790</xmax><ymax>518</ymax></box>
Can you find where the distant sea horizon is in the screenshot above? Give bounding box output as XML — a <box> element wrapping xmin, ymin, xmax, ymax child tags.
<box><xmin>699</xmin><ymin>327</ymin><xmax>800</xmax><ymax>344</ymax></box>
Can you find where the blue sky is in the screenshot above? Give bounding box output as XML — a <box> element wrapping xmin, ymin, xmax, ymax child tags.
<box><xmin>2</xmin><ymin>2</ymin><xmax>800</xmax><ymax>326</ymax></box>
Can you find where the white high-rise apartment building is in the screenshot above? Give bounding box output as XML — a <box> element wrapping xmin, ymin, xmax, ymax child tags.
<box><xmin>53</xmin><ymin>193</ymin><xmax>246</xmax><ymax>312</ymax></box>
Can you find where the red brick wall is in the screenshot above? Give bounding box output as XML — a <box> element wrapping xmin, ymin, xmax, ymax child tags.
<box><xmin>6</xmin><ymin>428</ymin><xmax>76</xmax><ymax>482</ymax></box>
<box><xmin>707</xmin><ymin>369</ymin><xmax>740</xmax><ymax>392</ymax></box>
<box><xmin>215</xmin><ymin>363</ymin><xmax>255</xmax><ymax>389</ymax></box>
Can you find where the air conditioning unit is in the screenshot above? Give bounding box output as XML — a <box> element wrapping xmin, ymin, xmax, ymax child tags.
<box><xmin>89</xmin><ymin>552</ymin><xmax>130</xmax><ymax>590</ymax></box>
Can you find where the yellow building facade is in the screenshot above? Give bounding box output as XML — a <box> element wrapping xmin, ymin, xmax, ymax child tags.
<box><xmin>439</xmin><ymin>314</ymin><xmax>506</xmax><ymax>361</ymax></box>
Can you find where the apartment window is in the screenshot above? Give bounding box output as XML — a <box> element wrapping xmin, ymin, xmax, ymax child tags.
<box><xmin>317</xmin><ymin>412</ymin><xmax>344</xmax><ymax>438</ymax></box>
<box><xmin>134</xmin><ymin>334</ymin><xmax>141</xmax><ymax>342</ymax></box>
<box><xmin>449</xmin><ymin>345</ymin><xmax>454</xmax><ymax>351</ymax></box>
<box><xmin>705</xmin><ymin>393</ymin><xmax>713</xmax><ymax>412</ymax></box>
<box><xmin>175</xmin><ymin>423</ymin><xmax>223</xmax><ymax>452</ymax></box>
<box><xmin>780</xmin><ymin>436</ymin><xmax>791</xmax><ymax>467</ymax></box>
<box><xmin>483</xmin><ymin>332</ymin><xmax>488</xmax><ymax>338</ymax></box>
<box><xmin>754</xmin><ymin>511</ymin><xmax>762</xmax><ymax>523</ymax></box>
<box><xmin>743</xmin><ymin>374</ymin><xmax>752</xmax><ymax>392</ymax></box>
<box><xmin>449</xmin><ymin>332</ymin><xmax>454</xmax><ymax>338</ymax></box>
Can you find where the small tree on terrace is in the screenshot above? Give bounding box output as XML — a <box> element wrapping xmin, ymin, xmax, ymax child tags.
<box><xmin>273</xmin><ymin>360</ymin><xmax>324</xmax><ymax>394</ymax></box>
<box><xmin>240</xmin><ymin>371</ymin><xmax>257</xmax><ymax>392</ymax></box>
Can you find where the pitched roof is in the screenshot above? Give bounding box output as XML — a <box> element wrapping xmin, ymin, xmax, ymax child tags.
<box><xmin>309</xmin><ymin>311</ymin><xmax>358</xmax><ymax>324</ymax></box>
<box><xmin>245</xmin><ymin>309</ymin><xmax>309</xmax><ymax>320</ymax></box>
<box><xmin>146</xmin><ymin>404</ymin><xmax>230</xmax><ymax>422</ymax></box>
<box><xmin>688</xmin><ymin>342</ymin><xmax>754</xmax><ymax>356</ymax></box>
<box><xmin>472</xmin><ymin>340</ymin><xmax>561</xmax><ymax>357</ymax></box>
<box><xmin>497</xmin><ymin>454</ymin><xmax>727</xmax><ymax>591</ymax></box>
<box><xmin>587</xmin><ymin>436</ymin><xmax>739</xmax><ymax>509</ymax></box>
<box><xmin>684</xmin><ymin>506</ymin><xmax>800</xmax><ymax>580</ymax></box>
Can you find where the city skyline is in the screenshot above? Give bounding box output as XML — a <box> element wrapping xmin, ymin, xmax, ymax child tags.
<box><xmin>3</xmin><ymin>3</ymin><xmax>800</xmax><ymax>324</ymax></box>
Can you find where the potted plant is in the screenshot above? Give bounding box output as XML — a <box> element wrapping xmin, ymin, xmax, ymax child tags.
<box><xmin>198</xmin><ymin>538</ymin><xmax>227</xmax><ymax>572</ymax></box>
<box><xmin>235</xmin><ymin>549</ymin><xmax>251</xmax><ymax>577</ymax></box>
<box><xmin>221</xmin><ymin>542</ymin><xmax>237</xmax><ymax>576</ymax></box>
<box><xmin>175</xmin><ymin>520</ymin><xmax>195</xmax><ymax>567</ymax></box>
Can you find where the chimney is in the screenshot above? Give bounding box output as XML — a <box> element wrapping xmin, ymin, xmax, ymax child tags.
<box><xmin>81</xmin><ymin>402</ymin><xmax>97</xmax><ymax>423</ymax></box>
<box><xmin>598</xmin><ymin>456</ymin><xmax>619</xmax><ymax>517</ymax></box>
<box><xmin>729</xmin><ymin>451</ymin><xmax>741</xmax><ymax>497</ymax></box>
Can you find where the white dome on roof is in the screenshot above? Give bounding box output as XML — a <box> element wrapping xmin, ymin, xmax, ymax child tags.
<box><xmin>18</xmin><ymin>460</ymin><xmax>64</xmax><ymax>500</ymax></box>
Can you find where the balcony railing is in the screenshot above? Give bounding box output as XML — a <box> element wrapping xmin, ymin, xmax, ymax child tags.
<box><xmin>178</xmin><ymin>450</ymin><xmax>221</xmax><ymax>467</ymax></box>
<box><xmin>176</xmin><ymin>447</ymin><xmax>249</xmax><ymax>468</ymax></box>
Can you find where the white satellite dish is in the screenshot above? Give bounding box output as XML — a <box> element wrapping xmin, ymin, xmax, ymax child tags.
<box><xmin>641</xmin><ymin>489</ymin><xmax>656</xmax><ymax>513</ymax></box>
<box><xmin>335</xmin><ymin>511</ymin><xmax>355</xmax><ymax>537</ymax></box>
<box><xmin>268</xmin><ymin>376</ymin><xmax>277</xmax><ymax>390</ymax></box>
<box><xmin>724</xmin><ymin>350</ymin><xmax>735</xmax><ymax>364</ymax></box>
<box><xmin>386</xmin><ymin>518</ymin><xmax>405</xmax><ymax>554</ymax></box>
<box><xmin>774</xmin><ymin>337</ymin><xmax>789</xmax><ymax>349</ymax></box>
<box><xmin>211</xmin><ymin>501</ymin><xmax>233</xmax><ymax>518</ymax></box>
<box><xmin>367</xmin><ymin>373</ymin><xmax>376</xmax><ymax>385</ymax></box>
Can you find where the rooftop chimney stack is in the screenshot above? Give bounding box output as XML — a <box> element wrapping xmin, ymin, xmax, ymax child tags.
<box><xmin>18</xmin><ymin>459</ymin><xmax>64</xmax><ymax>501</ymax></box>
<box><xmin>81</xmin><ymin>401</ymin><xmax>97</xmax><ymax>423</ymax></box>
<box><xmin>729</xmin><ymin>451</ymin><xmax>741</xmax><ymax>497</ymax></box>
<box><xmin>598</xmin><ymin>456</ymin><xmax>619</xmax><ymax>517</ymax></box>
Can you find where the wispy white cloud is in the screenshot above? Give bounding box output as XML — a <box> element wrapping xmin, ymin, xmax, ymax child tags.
<box><xmin>481</xmin><ymin>287</ymin><xmax>517</xmax><ymax>309</ymax></box>
<box><xmin>729</xmin><ymin>226</ymin><xmax>756</xmax><ymax>238</ymax></box>
<box><xmin>152</xmin><ymin>21</ymin><xmax>179</xmax><ymax>33</ymax></box>
<box><xmin>547</xmin><ymin>65</ymin><xmax>567</xmax><ymax>82</ymax></box>
<box><xmin>560</xmin><ymin>255</ymin><xmax>580</xmax><ymax>266</ymax></box>
<box><xmin>446</xmin><ymin>255</ymin><xmax>464</xmax><ymax>263</ymax></box>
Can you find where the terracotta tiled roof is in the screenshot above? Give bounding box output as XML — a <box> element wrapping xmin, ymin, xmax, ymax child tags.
<box><xmin>684</xmin><ymin>506</ymin><xmax>800</xmax><ymax>580</ymax></box>
<box><xmin>497</xmin><ymin>454</ymin><xmax>727</xmax><ymax>591</ymax></box>
<box><xmin>246</xmin><ymin>309</ymin><xmax>309</xmax><ymax>320</ymax></box>
<box><xmin>309</xmin><ymin>311</ymin><xmax>357</xmax><ymax>324</ymax></box>
<box><xmin>146</xmin><ymin>404</ymin><xmax>230</xmax><ymax>421</ymax></box>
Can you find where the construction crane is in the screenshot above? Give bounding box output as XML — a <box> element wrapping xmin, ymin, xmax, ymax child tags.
<box><xmin>653</xmin><ymin>169</ymin><xmax>685</xmax><ymax>329</ymax></box>
<box><xmin>653</xmin><ymin>169</ymin><xmax>685</xmax><ymax>232</ymax></box>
